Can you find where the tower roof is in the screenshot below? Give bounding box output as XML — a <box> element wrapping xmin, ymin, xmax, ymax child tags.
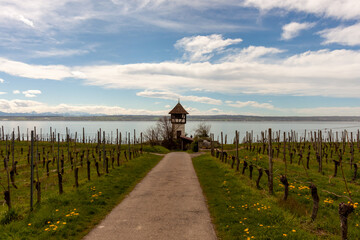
<box><xmin>169</xmin><ymin>102</ymin><xmax>189</xmax><ymax>114</ymax></box>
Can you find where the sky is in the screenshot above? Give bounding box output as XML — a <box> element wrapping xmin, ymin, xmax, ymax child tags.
<box><xmin>0</xmin><ymin>0</ymin><xmax>360</xmax><ymax>116</ymax></box>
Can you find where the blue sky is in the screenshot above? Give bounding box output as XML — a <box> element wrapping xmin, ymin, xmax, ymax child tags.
<box><xmin>0</xmin><ymin>0</ymin><xmax>360</xmax><ymax>116</ymax></box>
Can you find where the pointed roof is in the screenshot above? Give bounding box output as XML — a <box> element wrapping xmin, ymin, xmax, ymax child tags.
<box><xmin>169</xmin><ymin>102</ymin><xmax>189</xmax><ymax>114</ymax></box>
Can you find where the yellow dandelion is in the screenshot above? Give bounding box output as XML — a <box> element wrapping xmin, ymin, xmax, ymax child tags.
<box><xmin>56</xmin><ymin>209</ymin><xmax>59</xmax><ymax>212</ymax></box>
<box><xmin>63</xmin><ymin>222</ymin><xmax>67</xmax><ymax>225</ymax></box>
<box><xmin>244</xmin><ymin>228</ymin><xmax>249</xmax><ymax>232</ymax></box>
<box><xmin>283</xmin><ymin>234</ymin><xmax>287</xmax><ymax>237</ymax></box>
<box><xmin>292</xmin><ymin>229</ymin><xmax>296</xmax><ymax>232</ymax></box>
<box><xmin>28</xmin><ymin>223</ymin><xmax>31</xmax><ymax>226</ymax></box>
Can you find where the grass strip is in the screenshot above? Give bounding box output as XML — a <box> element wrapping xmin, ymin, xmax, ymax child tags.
<box><xmin>192</xmin><ymin>153</ymin><xmax>339</xmax><ymax>240</ymax></box>
<box><xmin>0</xmin><ymin>153</ymin><xmax>162</xmax><ymax>240</ymax></box>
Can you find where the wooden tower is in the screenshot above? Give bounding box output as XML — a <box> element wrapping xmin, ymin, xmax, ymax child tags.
<box><xmin>169</xmin><ymin>101</ymin><xmax>189</xmax><ymax>139</ymax></box>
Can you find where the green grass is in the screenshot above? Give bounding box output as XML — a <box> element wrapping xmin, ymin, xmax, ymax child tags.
<box><xmin>193</xmin><ymin>152</ymin><xmax>360</xmax><ymax>239</ymax></box>
<box><xmin>0</xmin><ymin>152</ymin><xmax>162</xmax><ymax>240</ymax></box>
<box><xmin>142</xmin><ymin>145</ymin><xmax>170</xmax><ymax>154</ymax></box>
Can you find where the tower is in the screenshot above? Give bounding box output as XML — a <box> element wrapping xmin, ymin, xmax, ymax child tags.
<box><xmin>169</xmin><ymin>101</ymin><xmax>189</xmax><ymax>139</ymax></box>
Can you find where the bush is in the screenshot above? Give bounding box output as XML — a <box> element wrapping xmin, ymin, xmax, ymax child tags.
<box><xmin>191</xmin><ymin>141</ymin><xmax>199</xmax><ymax>152</ymax></box>
<box><xmin>1</xmin><ymin>208</ymin><xmax>21</xmax><ymax>225</ymax></box>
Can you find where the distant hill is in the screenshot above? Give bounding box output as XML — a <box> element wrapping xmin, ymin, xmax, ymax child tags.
<box><xmin>0</xmin><ymin>113</ymin><xmax>360</xmax><ymax>122</ymax></box>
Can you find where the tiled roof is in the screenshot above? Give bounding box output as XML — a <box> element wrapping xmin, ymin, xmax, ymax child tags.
<box><xmin>169</xmin><ymin>103</ymin><xmax>189</xmax><ymax>114</ymax></box>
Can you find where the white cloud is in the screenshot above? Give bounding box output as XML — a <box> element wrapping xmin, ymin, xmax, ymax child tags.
<box><xmin>0</xmin><ymin>98</ymin><xmax>169</xmax><ymax>115</ymax></box>
<box><xmin>136</xmin><ymin>90</ymin><xmax>222</xmax><ymax>105</ymax></box>
<box><xmin>74</xmin><ymin>48</ymin><xmax>360</xmax><ymax>98</ymax></box>
<box><xmin>281</xmin><ymin>106</ymin><xmax>360</xmax><ymax>116</ymax></box>
<box><xmin>0</xmin><ymin>0</ymin><xmax>358</xmax><ymax>40</ymax></box>
<box><xmin>165</xmin><ymin>105</ymin><xmax>171</xmax><ymax>108</ymax></box>
<box><xmin>281</xmin><ymin>22</ymin><xmax>315</xmax><ymax>40</ymax></box>
<box><xmin>222</xmin><ymin>45</ymin><xmax>284</xmax><ymax>62</ymax></box>
<box><xmin>17</xmin><ymin>15</ymin><xmax>35</xmax><ymax>28</ymax></box>
<box><xmin>0</xmin><ymin>92</ymin><xmax>7</xmax><ymax>95</ymax></box>
<box><xmin>33</xmin><ymin>49</ymin><xmax>89</xmax><ymax>58</ymax></box>
<box><xmin>227</xmin><ymin>100</ymin><xmax>274</xmax><ymax>109</ymax></box>
<box><xmin>1</xmin><ymin>98</ymin><xmax>360</xmax><ymax>116</ymax></box>
<box><xmin>0</xmin><ymin>78</ymin><xmax>4</xmax><ymax>83</ymax></box>
<box><xmin>1</xmin><ymin>46</ymin><xmax>360</xmax><ymax>99</ymax></box>
<box><xmin>319</xmin><ymin>23</ymin><xmax>360</xmax><ymax>46</ymax></box>
<box><xmin>22</xmin><ymin>90</ymin><xmax>41</xmax><ymax>98</ymax></box>
<box><xmin>0</xmin><ymin>0</ymin><xmax>250</xmax><ymax>36</ymax></box>
<box><xmin>0</xmin><ymin>57</ymin><xmax>73</xmax><ymax>80</ymax></box>
<box><xmin>175</xmin><ymin>34</ymin><xmax>242</xmax><ymax>62</ymax></box>
<box><xmin>243</xmin><ymin>0</ymin><xmax>360</xmax><ymax>20</ymax></box>
<box><xmin>13</xmin><ymin>90</ymin><xmax>20</xmax><ymax>94</ymax></box>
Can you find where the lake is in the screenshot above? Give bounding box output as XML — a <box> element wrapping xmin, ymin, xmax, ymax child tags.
<box><xmin>1</xmin><ymin>120</ymin><xmax>360</xmax><ymax>143</ymax></box>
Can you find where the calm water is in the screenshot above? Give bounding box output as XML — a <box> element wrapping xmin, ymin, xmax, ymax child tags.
<box><xmin>1</xmin><ymin>120</ymin><xmax>360</xmax><ymax>142</ymax></box>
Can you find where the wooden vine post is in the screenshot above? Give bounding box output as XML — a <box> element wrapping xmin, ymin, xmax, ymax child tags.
<box><xmin>98</xmin><ymin>130</ymin><xmax>101</xmax><ymax>169</ymax></box>
<box><xmin>283</xmin><ymin>131</ymin><xmax>287</xmax><ymax>175</ymax></box>
<box><xmin>103</xmin><ymin>131</ymin><xmax>106</xmax><ymax>171</ymax></box>
<box><xmin>140</xmin><ymin>132</ymin><xmax>143</xmax><ymax>153</ymax></box>
<box><xmin>236</xmin><ymin>130</ymin><xmax>240</xmax><ymax>171</ymax></box>
<box><xmin>339</xmin><ymin>202</ymin><xmax>355</xmax><ymax>240</ymax></box>
<box><xmin>11</xmin><ymin>131</ymin><xmax>15</xmax><ymax>173</ymax></box>
<box><xmin>310</xmin><ymin>183</ymin><xmax>319</xmax><ymax>221</ymax></box>
<box><xmin>221</xmin><ymin>132</ymin><xmax>224</xmax><ymax>161</ymax></box>
<box><xmin>57</xmin><ymin>133</ymin><xmax>63</xmax><ymax>194</ymax></box>
<box><xmin>319</xmin><ymin>130</ymin><xmax>323</xmax><ymax>173</ymax></box>
<box><xmin>119</xmin><ymin>132</ymin><xmax>122</xmax><ymax>154</ymax></box>
<box><xmin>268</xmin><ymin>128</ymin><xmax>274</xmax><ymax>195</ymax></box>
<box><xmin>30</xmin><ymin>131</ymin><xmax>34</xmax><ymax>210</ymax></box>
<box><xmin>128</xmin><ymin>132</ymin><xmax>131</xmax><ymax>160</ymax></box>
<box><xmin>35</xmin><ymin>133</ymin><xmax>41</xmax><ymax>204</ymax></box>
<box><xmin>4</xmin><ymin>135</ymin><xmax>11</xmax><ymax>210</ymax></box>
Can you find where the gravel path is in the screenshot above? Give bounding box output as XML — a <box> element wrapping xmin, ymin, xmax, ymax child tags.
<box><xmin>83</xmin><ymin>152</ymin><xmax>217</xmax><ymax>240</ymax></box>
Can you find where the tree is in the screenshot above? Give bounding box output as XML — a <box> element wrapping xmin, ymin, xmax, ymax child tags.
<box><xmin>156</xmin><ymin>116</ymin><xmax>173</xmax><ymax>142</ymax></box>
<box><xmin>194</xmin><ymin>122</ymin><xmax>211</xmax><ymax>138</ymax></box>
<box><xmin>143</xmin><ymin>125</ymin><xmax>160</xmax><ymax>146</ymax></box>
<box><xmin>144</xmin><ymin>116</ymin><xmax>176</xmax><ymax>148</ymax></box>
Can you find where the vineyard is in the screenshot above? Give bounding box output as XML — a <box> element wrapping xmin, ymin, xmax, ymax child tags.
<box><xmin>0</xmin><ymin>127</ymin><xmax>164</xmax><ymax>239</ymax></box>
<box><xmin>194</xmin><ymin>129</ymin><xmax>360</xmax><ymax>239</ymax></box>
<box><xmin>1</xmin><ymin>126</ymin><xmax>360</xmax><ymax>239</ymax></box>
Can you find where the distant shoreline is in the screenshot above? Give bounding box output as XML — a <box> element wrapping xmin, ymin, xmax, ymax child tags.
<box><xmin>1</xmin><ymin>115</ymin><xmax>360</xmax><ymax>122</ymax></box>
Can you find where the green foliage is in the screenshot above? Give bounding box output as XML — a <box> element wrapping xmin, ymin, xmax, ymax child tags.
<box><xmin>0</xmin><ymin>208</ymin><xmax>21</xmax><ymax>225</ymax></box>
<box><xmin>0</xmin><ymin>152</ymin><xmax>162</xmax><ymax>239</ymax></box>
<box><xmin>194</xmin><ymin>122</ymin><xmax>211</xmax><ymax>138</ymax></box>
<box><xmin>194</xmin><ymin>139</ymin><xmax>360</xmax><ymax>240</ymax></box>
<box><xmin>193</xmin><ymin>154</ymin><xmax>326</xmax><ymax>239</ymax></box>
<box><xmin>142</xmin><ymin>145</ymin><xmax>170</xmax><ymax>154</ymax></box>
<box><xmin>191</xmin><ymin>141</ymin><xmax>199</xmax><ymax>152</ymax></box>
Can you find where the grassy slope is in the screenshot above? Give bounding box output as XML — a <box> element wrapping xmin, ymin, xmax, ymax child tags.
<box><xmin>0</xmin><ymin>153</ymin><xmax>162</xmax><ymax>240</ymax></box>
<box><xmin>193</xmin><ymin>153</ymin><xmax>360</xmax><ymax>239</ymax></box>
